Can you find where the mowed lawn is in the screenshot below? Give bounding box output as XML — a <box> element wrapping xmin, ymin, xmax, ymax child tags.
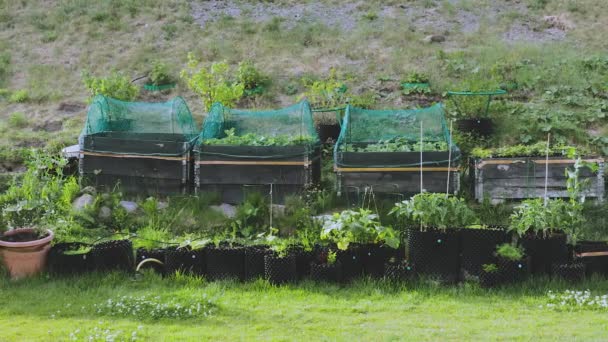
<box><xmin>1</xmin><ymin>272</ymin><xmax>608</xmax><ymax>341</ymax></box>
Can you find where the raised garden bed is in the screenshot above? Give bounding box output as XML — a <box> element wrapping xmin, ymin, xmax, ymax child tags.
<box><xmin>472</xmin><ymin>156</ymin><xmax>604</xmax><ymax>202</ymax></box>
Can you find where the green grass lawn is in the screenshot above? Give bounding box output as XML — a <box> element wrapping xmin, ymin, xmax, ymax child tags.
<box><xmin>2</xmin><ymin>272</ymin><xmax>608</xmax><ymax>341</ymax></box>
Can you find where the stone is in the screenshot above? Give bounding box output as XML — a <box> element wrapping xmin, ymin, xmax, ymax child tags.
<box><xmin>73</xmin><ymin>194</ymin><xmax>94</xmax><ymax>211</ymax></box>
<box><xmin>157</xmin><ymin>201</ymin><xmax>169</xmax><ymax>210</ymax></box>
<box><xmin>210</xmin><ymin>203</ymin><xmax>237</xmax><ymax>218</ymax></box>
<box><xmin>98</xmin><ymin>206</ymin><xmax>112</xmax><ymax>220</ymax></box>
<box><xmin>81</xmin><ymin>186</ymin><xmax>97</xmax><ymax>195</ymax></box>
<box><xmin>423</xmin><ymin>34</ymin><xmax>445</xmax><ymax>43</ymax></box>
<box><xmin>119</xmin><ymin>201</ymin><xmax>138</xmax><ymax>213</ymax></box>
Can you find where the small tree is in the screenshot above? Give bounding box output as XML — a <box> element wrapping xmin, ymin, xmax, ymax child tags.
<box><xmin>180</xmin><ymin>53</ymin><xmax>244</xmax><ymax>111</ymax></box>
<box><xmin>81</xmin><ymin>71</ymin><xmax>139</xmax><ymax>101</ymax></box>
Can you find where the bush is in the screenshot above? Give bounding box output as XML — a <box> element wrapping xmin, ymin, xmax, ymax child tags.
<box><xmin>9</xmin><ymin>89</ymin><xmax>29</xmax><ymax>103</ymax></box>
<box><xmin>237</xmin><ymin>61</ymin><xmax>269</xmax><ymax>97</ymax></box>
<box><xmin>180</xmin><ymin>53</ymin><xmax>244</xmax><ymax>111</ymax></box>
<box><xmin>82</xmin><ymin>71</ymin><xmax>139</xmax><ymax>101</ymax></box>
<box><xmin>148</xmin><ymin>61</ymin><xmax>173</xmax><ymax>86</ymax></box>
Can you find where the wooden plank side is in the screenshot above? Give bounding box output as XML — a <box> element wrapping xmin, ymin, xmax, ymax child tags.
<box><xmin>198</xmin><ymin>165</ymin><xmax>311</xmax><ymax>185</ymax></box>
<box><xmin>338</xmin><ymin>171</ymin><xmax>460</xmax><ymax>194</ymax></box>
<box><xmin>81</xmin><ymin>155</ymin><xmax>188</xmax><ymax>180</ymax></box>
<box><xmin>479</xmin><ymin>161</ymin><xmax>598</xmax><ymax>179</ymax></box>
<box><xmin>82</xmin><ymin>135</ymin><xmax>189</xmax><ymax>155</ymax></box>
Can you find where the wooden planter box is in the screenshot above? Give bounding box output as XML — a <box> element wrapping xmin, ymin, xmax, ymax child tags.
<box><xmin>194</xmin><ymin>145</ymin><xmax>321</xmax><ymax>203</ymax></box>
<box><xmin>335</xmin><ymin>151</ymin><xmax>460</xmax><ymax>196</ymax></box>
<box><xmin>79</xmin><ymin>133</ymin><xmax>193</xmax><ymax>195</ymax></box>
<box><xmin>472</xmin><ymin>157</ymin><xmax>605</xmax><ymax>202</ymax></box>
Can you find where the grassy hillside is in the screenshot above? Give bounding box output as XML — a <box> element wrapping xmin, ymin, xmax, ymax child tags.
<box><xmin>0</xmin><ymin>0</ymin><xmax>607</xmax><ymax>170</ymax></box>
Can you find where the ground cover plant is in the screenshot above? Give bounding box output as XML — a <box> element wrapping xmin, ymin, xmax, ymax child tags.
<box><xmin>202</xmin><ymin>128</ymin><xmax>315</xmax><ymax>146</ymax></box>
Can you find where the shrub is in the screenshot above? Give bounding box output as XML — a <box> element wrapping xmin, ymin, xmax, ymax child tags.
<box><xmin>82</xmin><ymin>71</ymin><xmax>139</xmax><ymax>101</ymax></box>
<box><xmin>321</xmin><ymin>208</ymin><xmax>400</xmax><ymax>250</ymax></box>
<box><xmin>148</xmin><ymin>61</ymin><xmax>173</xmax><ymax>85</ymax></box>
<box><xmin>9</xmin><ymin>89</ymin><xmax>29</xmax><ymax>103</ymax></box>
<box><xmin>237</xmin><ymin>60</ymin><xmax>269</xmax><ymax>97</ymax></box>
<box><xmin>180</xmin><ymin>53</ymin><xmax>244</xmax><ymax>111</ymax></box>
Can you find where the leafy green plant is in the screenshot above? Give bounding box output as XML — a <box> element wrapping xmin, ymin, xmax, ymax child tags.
<box><xmin>9</xmin><ymin>89</ymin><xmax>29</xmax><ymax>103</ymax></box>
<box><xmin>341</xmin><ymin>138</ymin><xmax>448</xmax><ymax>153</ymax></box>
<box><xmin>482</xmin><ymin>263</ymin><xmax>498</xmax><ymax>273</ymax></box>
<box><xmin>203</xmin><ymin>128</ymin><xmax>315</xmax><ymax>146</ymax></box>
<box><xmin>62</xmin><ymin>245</ymin><xmax>92</xmax><ymax>255</ymax></box>
<box><xmin>390</xmin><ymin>193</ymin><xmax>477</xmax><ymax>231</ymax></box>
<box><xmin>470</xmin><ymin>143</ymin><xmax>585</xmax><ymax>158</ymax></box>
<box><xmin>180</xmin><ymin>53</ymin><xmax>244</xmax><ymax>111</ymax></box>
<box><xmin>495</xmin><ymin>243</ymin><xmax>524</xmax><ymax>261</ymax></box>
<box><xmin>300</xmin><ymin>68</ymin><xmax>348</xmax><ymax>109</ymax></box>
<box><xmin>321</xmin><ymin>209</ymin><xmax>400</xmax><ymax>250</ymax></box>
<box><xmin>403</xmin><ymin>72</ymin><xmax>429</xmax><ymax>84</ymax></box>
<box><xmin>148</xmin><ymin>61</ymin><xmax>173</xmax><ymax>86</ymax></box>
<box><xmin>237</xmin><ymin>60</ymin><xmax>269</xmax><ymax>97</ymax></box>
<box><xmin>327</xmin><ymin>250</ymin><xmax>337</xmax><ymax>265</ymax></box>
<box><xmin>82</xmin><ymin>71</ymin><xmax>138</xmax><ymax>101</ymax></box>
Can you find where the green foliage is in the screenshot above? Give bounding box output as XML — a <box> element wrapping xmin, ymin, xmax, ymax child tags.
<box><xmin>134</xmin><ymin>225</ymin><xmax>172</xmax><ymax>250</ymax></box>
<box><xmin>362</xmin><ymin>11</ymin><xmax>378</xmax><ymax>21</ymax></box>
<box><xmin>470</xmin><ymin>143</ymin><xmax>586</xmax><ymax>158</ymax></box>
<box><xmin>327</xmin><ymin>250</ymin><xmax>337</xmax><ymax>265</ymax></box>
<box><xmin>232</xmin><ymin>191</ymin><xmax>269</xmax><ymax>239</ymax></box>
<box><xmin>203</xmin><ymin>128</ymin><xmax>315</xmax><ymax>146</ymax></box>
<box><xmin>403</xmin><ymin>72</ymin><xmax>429</xmax><ymax>84</ymax></box>
<box><xmin>8</xmin><ymin>112</ymin><xmax>28</xmax><ymax>128</ymax></box>
<box><xmin>321</xmin><ymin>209</ymin><xmax>400</xmax><ymax>250</ymax></box>
<box><xmin>148</xmin><ymin>61</ymin><xmax>173</xmax><ymax>86</ymax></box>
<box><xmin>300</xmin><ymin>69</ymin><xmax>348</xmax><ymax>109</ymax></box>
<box><xmin>482</xmin><ymin>263</ymin><xmax>498</xmax><ymax>273</ymax></box>
<box><xmin>508</xmin><ymin>199</ymin><xmax>550</xmax><ymax>237</ymax></box>
<box><xmin>180</xmin><ymin>53</ymin><xmax>244</xmax><ymax>111</ymax></box>
<box><xmin>9</xmin><ymin>89</ymin><xmax>29</xmax><ymax>103</ymax></box>
<box><xmin>237</xmin><ymin>60</ymin><xmax>269</xmax><ymax>97</ymax></box>
<box><xmin>0</xmin><ymin>50</ymin><xmax>9</xmax><ymax>86</ymax></box>
<box><xmin>341</xmin><ymin>139</ymin><xmax>448</xmax><ymax>152</ymax></box>
<box><xmin>495</xmin><ymin>243</ymin><xmax>524</xmax><ymax>261</ymax></box>
<box><xmin>390</xmin><ymin>193</ymin><xmax>477</xmax><ymax>231</ymax></box>
<box><xmin>81</xmin><ymin>71</ymin><xmax>139</xmax><ymax>101</ymax></box>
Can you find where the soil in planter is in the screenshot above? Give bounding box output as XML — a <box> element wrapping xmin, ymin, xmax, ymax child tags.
<box><xmin>362</xmin><ymin>244</ymin><xmax>397</xmax><ymax>278</ymax></box>
<box><xmin>479</xmin><ymin>270</ymin><xmax>501</xmax><ymax>288</ymax></box>
<box><xmin>48</xmin><ymin>242</ymin><xmax>93</xmax><ymax>275</ymax></box>
<box><xmin>136</xmin><ymin>248</ymin><xmax>166</xmax><ymax>274</ymax></box>
<box><xmin>460</xmin><ymin>228</ymin><xmax>509</xmax><ymax>278</ymax></box>
<box><xmin>264</xmin><ymin>253</ymin><xmax>297</xmax><ymax>285</ymax></box>
<box><xmin>206</xmin><ymin>245</ymin><xmax>245</xmax><ymax>281</ymax></box>
<box><xmin>552</xmin><ymin>262</ymin><xmax>586</xmax><ymax>282</ymax></box>
<box><xmin>520</xmin><ymin>233</ymin><xmax>568</xmax><ymax>275</ymax></box>
<box><xmin>408</xmin><ymin>229</ymin><xmax>461</xmax><ymax>283</ymax></box>
<box><xmin>336</xmin><ymin>245</ymin><xmax>364</xmax><ymax>281</ymax></box>
<box><xmin>1</xmin><ymin>231</ymin><xmax>49</xmax><ymax>243</ymax></box>
<box><xmin>384</xmin><ymin>260</ymin><xmax>415</xmax><ymax>282</ymax></box>
<box><xmin>310</xmin><ymin>261</ymin><xmax>342</xmax><ymax>283</ymax></box>
<box><xmin>456</xmin><ymin>118</ymin><xmax>494</xmax><ymax>136</ymax></box>
<box><xmin>91</xmin><ymin>240</ymin><xmax>134</xmax><ymax>273</ymax></box>
<box><xmin>244</xmin><ymin>245</ymin><xmax>270</xmax><ymax>280</ymax></box>
<box><xmin>497</xmin><ymin>257</ymin><xmax>529</xmax><ymax>283</ymax></box>
<box><xmin>165</xmin><ymin>247</ymin><xmax>205</xmax><ymax>275</ymax></box>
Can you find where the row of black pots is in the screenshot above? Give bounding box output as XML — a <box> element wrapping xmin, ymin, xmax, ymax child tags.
<box><xmin>479</xmin><ymin>257</ymin><xmax>530</xmax><ymax>288</ymax></box>
<box><xmin>574</xmin><ymin>241</ymin><xmax>608</xmax><ymax>277</ymax></box>
<box><xmin>48</xmin><ymin>239</ymin><xmax>134</xmax><ymax>275</ymax></box>
<box><xmin>408</xmin><ymin>228</ymin><xmax>570</xmax><ymax>283</ymax></box>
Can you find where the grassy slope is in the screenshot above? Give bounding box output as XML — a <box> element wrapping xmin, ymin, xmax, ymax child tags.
<box><xmin>1</xmin><ymin>272</ymin><xmax>608</xmax><ymax>340</ymax></box>
<box><xmin>0</xmin><ymin>0</ymin><xmax>607</xmax><ymax>168</ymax></box>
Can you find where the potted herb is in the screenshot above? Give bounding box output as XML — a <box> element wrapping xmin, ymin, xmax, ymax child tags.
<box><xmin>321</xmin><ymin>209</ymin><xmax>400</xmax><ymax>278</ymax></box>
<box><xmin>384</xmin><ymin>257</ymin><xmax>415</xmax><ymax>282</ymax></box>
<box><xmin>509</xmin><ymin>198</ymin><xmax>569</xmax><ymax>275</ymax></box>
<box><xmin>48</xmin><ymin>242</ymin><xmax>93</xmax><ymax>276</ymax></box>
<box><xmin>401</xmin><ymin>72</ymin><xmax>431</xmax><ymax>95</ymax></box>
<box><xmin>264</xmin><ymin>239</ymin><xmax>297</xmax><ymax>285</ymax></box>
<box><xmin>391</xmin><ymin>193</ymin><xmax>476</xmax><ymax>283</ymax></box>
<box><xmin>91</xmin><ymin>239</ymin><xmax>134</xmax><ymax>273</ymax></box>
<box><xmin>0</xmin><ymin>227</ymin><xmax>54</xmax><ymax>279</ymax></box>
<box><xmin>495</xmin><ymin>243</ymin><xmax>528</xmax><ymax>283</ymax></box>
<box><xmin>144</xmin><ymin>61</ymin><xmax>176</xmax><ymax>91</ymax></box>
<box><xmin>310</xmin><ymin>249</ymin><xmax>342</xmax><ymax>283</ymax></box>
<box><xmin>479</xmin><ymin>263</ymin><xmax>501</xmax><ymax>288</ymax></box>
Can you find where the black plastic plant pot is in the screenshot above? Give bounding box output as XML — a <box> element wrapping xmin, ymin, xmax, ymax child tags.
<box><xmin>575</xmin><ymin>241</ymin><xmax>608</xmax><ymax>277</ymax></box>
<box><xmin>336</xmin><ymin>245</ymin><xmax>364</xmax><ymax>281</ymax></box>
<box><xmin>135</xmin><ymin>248</ymin><xmax>166</xmax><ymax>275</ymax></box>
<box><xmin>497</xmin><ymin>257</ymin><xmax>529</xmax><ymax>283</ymax></box>
<box><xmin>456</xmin><ymin>118</ymin><xmax>494</xmax><ymax>136</ymax></box>
<box><xmin>520</xmin><ymin>233</ymin><xmax>568</xmax><ymax>275</ymax></box>
<box><xmin>310</xmin><ymin>261</ymin><xmax>342</xmax><ymax>283</ymax></box>
<box><xmin>48</xmin><ymin>242</ymin><xmax>93</xmax><ymax>275</ymax></box>
<box><xmin>479</xmin><ymin>270</ymin><xmax>501</xmax><ymax>288</ymax></box>
<box><xmin>264</xmin><ymin>253</ymin><xmax>297</xmax><ymax>285</ymax></box>
<box><xmin>164</xmin><ymin>247</ymin><xmax>205</xmax><ymax>276</ymax></box>
<box><xmin>408</xmin><ymin>229</ymin><xmax>461</xmax><ymax>283</ymax></box>
<box><xmin>552</xmin><ymin>262</ymin><xmax>586</xmax><ymax>282</ymax></box>
<box><xmin>460</xmin><ymin>228</ymin><xmax>509</xmax><ymax>278</ymax></box>
<box><xmin>316</xmin><ymin>124</ymin><xmax>341</xmax><ymax>144</ymax></box>
<box><xmin>362</xmin><ymin>244</ymin><xmax>397</xmax><ymax>278</ymax></box>
<box><xmin>244</xmin><ymin>245</ymin><xmax>270</xmax><ymax>281</ymax></box>
<box><xmin>289</xmin><ymin>245</ymin><xmax>316</xmax><ymax>280</ymax></box>
<box><xmin>205</xmin><ymin>245</ymin><xmax>245</xmax><ymax>281</ymax></box>
<box><xmin>384</xmin><ymin>261</ymin><xmax>415</xmax><ymax>282</ymax></box>
<box><xmin>91</xmin><ymin>239</ymin><xmax>134</xmax><ymax>273</ymax></box>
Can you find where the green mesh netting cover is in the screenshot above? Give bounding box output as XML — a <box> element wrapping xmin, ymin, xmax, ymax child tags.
<box><xmin>199</xmin><ymin>100</ymin><xmax>319</xmax><ymax>144</ymax></box>
<box><xmin>80</xmin><ymin>95</ymin><xmax>198</xmax><ymax>155</ymax></box>
<box><xmin>334</xmin><ymin>103</ymin><xmax>460</xmax><ymax>167</ymax></box>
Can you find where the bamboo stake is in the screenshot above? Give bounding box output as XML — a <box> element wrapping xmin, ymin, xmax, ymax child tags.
<box><xmin>420</xmin><ymin>120</ymin><xmax>423</xmax><ymax>194</ymax></box>
<box><xmin>543</xmin><ymin>133</ymin><xmax>551</xmax><ymax>206</ymax></box>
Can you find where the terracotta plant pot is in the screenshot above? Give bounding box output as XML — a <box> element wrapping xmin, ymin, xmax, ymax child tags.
<box><xmin>0</xmin><ymin>228</ymin><xmax>54</xmax><ymax>279</ymax></box>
